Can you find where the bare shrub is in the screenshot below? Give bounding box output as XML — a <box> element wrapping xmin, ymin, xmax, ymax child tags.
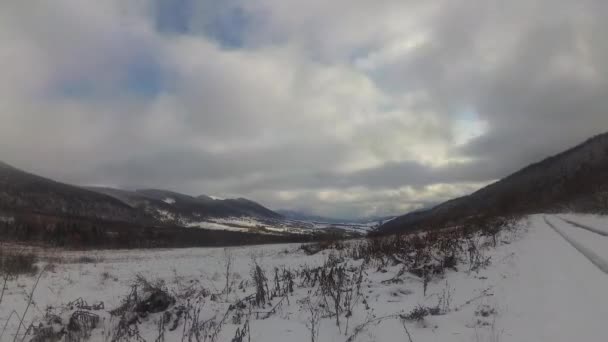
<box><xmin>301</xmin><ymin>238</ymin><xmax>345</xmax><ymax>256</ymax></box>
<box><xmin>475</xmin><ymin>304</ymin><xmax>497</xmax><ymax>318</ymax></box>
<box><xmin>231</xmin><ymin>314</ymin><xmax>251</xmax><ymax>342</ymax></box>
<box><xmin>12</xmin><ymin>267</ymin><xmax>46</xmax><ymax>342</ymax></box>
<box><xmin>404</xmin><ymin>305</ymin><xmax>430</xmax><ymax>322</ymax></box>
<box><xmin>223</xmin><ymin>248</ymin><xmax>234</xmax><ymax>301</ymax></box>
<box><xmin>300</xmin><ymin>243</ymin><xmax>322</xmax><ymax>256</ymax></box>
<box><xmin>66</xmin><ymin>310</ymin><xmax>100</xmax><ymax>341</ymax></box>
<box><xmin>251</xmin><ymin>260</ymin><xmax>269</xmax><ymax>307</ymax></box>
<box><xmin>0</xmin><ymin>251</ymin><xmax>38</xmax><ymax>276</ymax></box>
<box><xmin>311</xmin><ymin>254</ymin><xmax>366</xmax><ymax>334</ymax></box>
<box><xmin>76</xmin><ymin>255</ymin><xmax>102</xmax><ymax>264</ymax></box>
<box><xmin>302</xmin><ymin>297</ymin><xmax>321</xmax><ymax>342</ymax></box>
<box><xmin>436</xmin><ymin>281</ymin><xmax>454</xmax><ymax>315</ymax></box>
<box><xmin>270</xmin><ymin>267</ymin><xmax>294</xmax><ymax>299</ymax></box>
<box><xmin>109</xmin><ymin>275</ymin><xmax>175</xmax><ymax>341</ymax></box>
<box><xmin>100</xmin><ymin>271</ymin><xmax>118</xmax><ymax>284</ymax></box>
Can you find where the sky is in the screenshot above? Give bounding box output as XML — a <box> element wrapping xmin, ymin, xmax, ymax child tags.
<box><xmin>1</xmin><ymin>1</ymin><xmax>608</xmax><ymax>219</ymax></box>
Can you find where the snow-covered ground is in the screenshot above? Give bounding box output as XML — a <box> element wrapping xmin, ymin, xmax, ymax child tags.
<box><xmin>1</xmin><ymin>213</ymin><xmax>608</xmax><ymax>341</ymax></box>
<box><xmin>150</xmin><ymin>204</ymin><xmax>380</xmax><ymax>236</ymax></box>
<box><xmin>305</xmin><ymin>220</ymin><xmax>383</xmax><ymax>234</ymax></box>
<box><xmin>558</xmin><ymin>213</ymin><xmax>608</xmax><ymax>235</ymax></box>
<box><xmin>179</xmin><ymin>215</ymin><xmax>373</xmax><ymax>236</ymax></box>
<box><xmin>183</xmin><ymin>216</ymin><xmax>316</xmax><ymax>234</ymax></box>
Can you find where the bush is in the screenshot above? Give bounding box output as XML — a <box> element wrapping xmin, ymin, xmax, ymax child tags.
<box><xmin>301</xmin><ymin>239</ymin><xmax>346</xmax><ymax>255</ymax></box>
<box><xmin>404</xmin><ymin>305</ymin><xmax>429</xmax><ymax>321</ymax></box>
<box><xmin>0</xmin><ymin>251</ymin><xmax>38</xmax><ymax>276</ymax></box>
<box><xmin>301</xmin><ymin>243</ymin><xmax>322</xmax><ymax>255</ymax></box>
<box><xmin>76</xmin><ymin>256</ymin><xmax>100</xmax><ymax>264</ymax></box>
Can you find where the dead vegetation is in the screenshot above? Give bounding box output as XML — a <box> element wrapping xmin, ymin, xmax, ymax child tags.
<box><xmin>0</xmin><ymin>250</ymin><xmax>38</xmax><ymax>277</ymax></box>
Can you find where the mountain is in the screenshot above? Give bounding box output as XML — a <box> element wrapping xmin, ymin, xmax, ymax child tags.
<box><xmin>0</xmin><ymin>162</ymin><xmax>322</xmax><ymax>248</ymax></box>
<box><xmin>0</xmin><ymin>161</ymin><xmax>148</xmax><ymax>223</ymax></box>
<box><xmin>87</xmin><ymin>187</ymin><xmax>282</xmax><ymax>222</ymax></box>
<box><xmin>378</xmin><ymin>132</ymin><xmax>608</xmax><ymax>234</ymax></box>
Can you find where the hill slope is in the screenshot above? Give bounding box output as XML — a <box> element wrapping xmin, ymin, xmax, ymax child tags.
<box><xmin>87</xmin><ymin>187</ymin><xmax>282</xmax><ymax>222</ymax></box>
<box><xmin>0</xmin><ymin>162</ymin><xmax>147</xmax><ymax>223</ymax></box>
<box><xmin>378</xmin><ymin>132</ymin><xmax>608</xmax><ymax>234</ymax></box>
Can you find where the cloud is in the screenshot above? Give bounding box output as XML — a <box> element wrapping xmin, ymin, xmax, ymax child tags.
<box><xmin>1</xmin><ymin>0</ymin><xmax>607</xmax><ymax>219</ymax></box>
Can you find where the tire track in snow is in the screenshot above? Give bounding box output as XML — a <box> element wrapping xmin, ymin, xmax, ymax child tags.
<box><xmin>544</xmin><ymin>216</ymin><xmax>608</xmax><ymax>275</ymax></box>
<box><xmin>557</xmin><ymin>217</ymin><xmax>608</xmax><ymax>237</ymax></box>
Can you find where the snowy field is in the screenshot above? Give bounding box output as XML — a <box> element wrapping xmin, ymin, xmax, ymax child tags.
<box><xmin>1</xmin><ymin>214</ymin><xmax>608</xmax><ymax>341</ymax></box>
<box><xmin>170</xmin><ymin>215</ymin><xmax>377</xmax><ymax>236</ymax></box>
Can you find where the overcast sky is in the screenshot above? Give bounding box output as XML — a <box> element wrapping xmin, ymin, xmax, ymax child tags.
<box><xmin>1</xmin><ymin>1</ymin><xmax>608</xmax><ymax>219</ymax></box>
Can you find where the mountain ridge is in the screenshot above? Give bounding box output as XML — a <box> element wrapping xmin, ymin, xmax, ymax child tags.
<box><xmin>87</xmin><ymin>187</ymin><xmax>282</xmax><ymax>222</ymax></box>
<box><xmin>0</xmin><ymin>160</ymin><xmax>284</xmax><ymax>227</ymax></box>
<box><xmin>0</xmin><ymin>161</ymin><xmax>148</xmax><ymax>223</ymax></box>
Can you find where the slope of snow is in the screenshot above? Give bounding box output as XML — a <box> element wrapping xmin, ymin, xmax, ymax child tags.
<box><xmin>163</xmin><ymin>197</ymin><xmax>176</xmax><ymax>204</ymax></box>
<box><xmin>2</xmin><ymin>215</ymin><xmax>608</xmax><ymax>341</ymax></box>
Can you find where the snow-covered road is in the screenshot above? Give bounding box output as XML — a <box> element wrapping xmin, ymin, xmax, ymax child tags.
<box><xmin>544</xmin><ymin>215</ymin><xmax>608</xmax><ymax>274</ymax></box>
<box><xmin>558</xmin><ymin>216</ymin><xmax>608</xmax><ymax>236</ymax></box>
<box><xmin>495</xmin><ymin>215</ymin><xmax>608</xmax><ymax>341</ymax></box>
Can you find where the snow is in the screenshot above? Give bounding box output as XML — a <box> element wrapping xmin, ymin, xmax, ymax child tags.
<box><xmin>3</xmin><ymin>214</ymin><xmax>608</xmax><ymax>341</ymax></box>
<box><xmin>292</xmin><ymin>219</ymin><xmax>382</xmax><ymax>234</ymax></box>
<box><xmin>184</xmin><ymin>219</ymin><xmax>251</xmax><ymax>232</ymax></box>
<box><xmin>184</xmin><ymin>216</ymin><xmax>320</xmax><ymax>235</ymax></box>
<box><xmin>545</xmin><ymin>215</ymin><xmax>608</xmax><ymax>273</ymax></box>
<box><xmin>163</xmin><ymin>197</ymin><xmax>176</xmax><ymax>204</ymax></box>
<box><xmin>155</xmin><ymin>209</ymin><xmax>176</xmax><ymax>221</ymax></box>
<box><xmin>558</xmin><ymin>213</ymin><xmax>608</xmax><ymax>235</ymax></box>
<box><xmin>493</xmin><ymin>215</ymin><xmax>608</xmax><ymax>341</ymax></box>
<box><xmin>152</xmin><ymin>207</ymin><xmax>368</xmax><ymax>236</ymax></box>
<box><xmin>211</xmin><ymin>217</ymin><xmax>263</xmax><ymax>228</ymax></box>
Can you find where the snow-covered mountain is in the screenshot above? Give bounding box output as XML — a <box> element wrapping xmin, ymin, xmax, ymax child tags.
<box><xmin>87</xmin><ymin>187</ymin><xmax>282</xmax><ymax>224</ymax></box>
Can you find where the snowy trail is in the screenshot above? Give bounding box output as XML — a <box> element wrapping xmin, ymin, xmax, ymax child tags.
<box><xmin>543</xmin><ymin>215</ymin><xmax>608</xmax><ymax>274</ymax></box>
<box><xmin>558</xmin><ymin>216</ymin><xmax>608</xmax><ymax>236</ymax></box>
<box><xmin>559</xmin><ymin>213</ymin><xmax>608</xmax><ymax>235</ymax></box>
<box><xmin>493</xmin><ymin>215</ymin><xmax>608</xmax><ymax>342</ymax></box>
